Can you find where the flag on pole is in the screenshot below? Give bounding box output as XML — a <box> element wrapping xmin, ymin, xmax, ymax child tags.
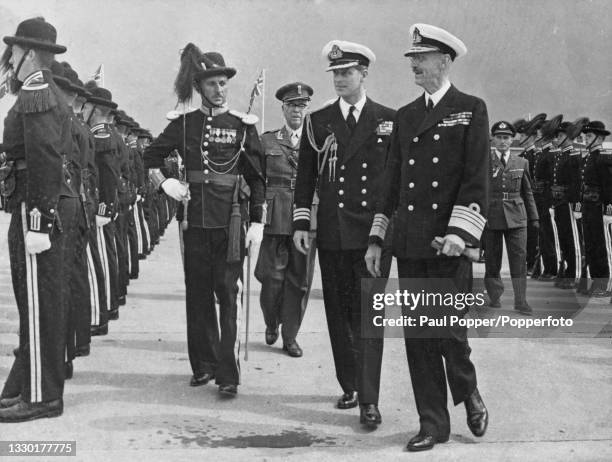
<box><xmin>92</xmin><ymin>64</ymin><xmax>104</xmax><ymax>87</ymax></box>
<box><xmin>0</xmin><ymin>75</ymin><xmax>9</xmax><ymax>100</ymax></box>
<box><xmin>247</xmin><ymin>69</ymin><xmax>264</xmax><ymax>113</ymax></box>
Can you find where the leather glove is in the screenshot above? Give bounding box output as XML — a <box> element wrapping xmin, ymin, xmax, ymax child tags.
<box><xmin>96</xmin><ymin>215</ymin><xmax>111</xmax><ymax>227</ymax></box>
<box><xmin>245</xmin><ymin>222</ymin><xmax>264</xmax><ymax>248</ymax></box>
<box><xmin>439</xmin><ymin>234</ymin><xmax>465</xmax><ymax>257</ymax></box>
<box><xmin>25</xmin><ymin>231</ymin><xmax>51</xmax><ymax>255</ymax></box>
<box><xmin>161</xmin><ymin>178</ymin><xmax>190</xmax><ymax>202</ymax></box>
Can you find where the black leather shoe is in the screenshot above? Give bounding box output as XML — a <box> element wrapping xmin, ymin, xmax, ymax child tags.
<box><xmin>336</xmin><ymin>391</ymin><xmax>358</xmax><ymax>409</ymax></box>
<box><xmin>64</xmin><ymin>361</ymin><xmax>73</xmax><ymax>380</ymax></box>
<box><xmin>75</xmin><ymin>344</ymin><xmax>90</xmax><ymax>357</ymax></box>
<box><xmin>218</xmin><ymin>384</ymin><xmax>237</xmax><ymax>396</ymax></box>
<box><xmin>118</xmin><ymin>296</ymin><xmax>126</xmax><ymax>306</ymax></box>
<box><xmin>488</xmin><ymin>297</ymin><xmax>501</xmax><ymax>308</ymax></box>
<box><xmin>590</xmin><ymin>288</ymin><xmax>612</xmax><ymax>298</ymax></box>
<box><xmin>465</xmin><ymin>388</ymin><xmax>488</xmax><ymax>437</ymax></box>
<box><xmin>360</xmin><ymin>404</ymin><xmax>381</xmax><ymax>427</ymax></box>
<box><xmin>538</xmin><ymin>273</ymin><xmax>556</xmax><ymax>281</ymax></box>
<box><xmin>282</xmin><ymin>340</ymin><xmax>303</xmax><ymax>357</ymax></box>
<box><xmin>406</xmin><ymin>433</ymin><xmax>448</xmax><ymax>452</ymax></box>
<box><xmin>190</xmin><ymin>373</ymin><xmax>215</xmax><ymax>387</ymax></box>
<box><xmin>0</xmin><ymin>395</ymin><xmax>20</xmax><ymax>409</ymax></box>
<box><xmin>265</xmin><ymin>327</ymin><xmax>279</xmax><ymax>345</ymax></box>
<box><xmin>91</xmin><ymin>324</ymin><xmax>108</xmax><ymax>336</ymax></box>
<box><xmin>514</xmin><ymin>303</ymin><xmax>533</xmax><ymax>316</ymax></box>
<box><xmin>0</xmin><ymin>398</ymin><xmax>63</xmax><ymax>422</ymax></box>
<box><xmin>109</xmin><ymin>309</ymin><xmax>119</xmax><ymax>321</ymax></box>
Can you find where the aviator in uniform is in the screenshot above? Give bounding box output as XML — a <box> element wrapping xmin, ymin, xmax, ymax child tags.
<box><xmin>144</xmin><ymin>46</ymin><xmax>265</xmax><ymax>395</ymax></box>
<box><xmin>254</xmin><ymin>82</ymin><xmax>316</xmax><ymax>357</ymax></box>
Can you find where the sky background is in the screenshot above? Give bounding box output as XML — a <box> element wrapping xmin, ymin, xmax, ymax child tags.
<box><xmin>1</xmin><ymin>0</ymin><xmax>610</xmax><ymax>137</ymax></box>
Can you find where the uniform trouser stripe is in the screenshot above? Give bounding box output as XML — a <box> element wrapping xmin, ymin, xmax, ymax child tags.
<box><xmin>21</xmin><ymin>202</ymin><xmax>41</xmax><ymax>402</ymax></box>
<box><xmin>234</xmin><ymin>274</ymin><xmax>243</xmax><ymax>375</ymax></box>
<box><xmin>133</xmin><ymin>205</ymin><xmax>143</xmax><ymax>254</ymax></box>
<box><xmin>549</xmin><ymin>207</ymin><xmax>561</xmax><ymax>268</ymax></box>
<box><xmin>97</xmin><ymin>226</ymin><xmax>111</xmax><ymax>312</ymax></box>
<box><xmin>568</xmin><ymin>205</ymin><xmax>582</xmax><ymax>282</ymax></box>
<box><xmin>127</xmin><ymin>231</ymin><xmax>132</xmax><ymax>275</ymax></box>
<box><xmin>142</xmin><ymin>206</ymin><xmax>151</xmax><ymax>251</ymax></box>
<box><xmin>85</xmin><ymin>243</ymin><xmax>100</xmax><ymax>325</ymax></box>
<box><xmin>604</xmin><ymin>219</ymin><xmax>612</xmax><ymax>291</ymax></box>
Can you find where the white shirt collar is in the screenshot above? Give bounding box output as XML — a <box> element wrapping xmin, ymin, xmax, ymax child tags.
<box><xmin>495</xmin><ymin>148</ymin><xmax>509</xmax><ymax>163</ymax></box>
<box><xmin>285</xmin><ymin>124</ymin><xmax>303</xmax><ymax>140</ymax></box>
<box><xmin>424</xmin><ymin>79</ymin><xmax>451</xmax><ymax>108</ymax></box>
<box><xmin>339</xmin><ymin>92</ymin><xmax>367</xmax><ymax>122</ymax></box>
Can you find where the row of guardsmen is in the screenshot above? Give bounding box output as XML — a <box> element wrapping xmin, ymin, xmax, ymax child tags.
<box><xmin>482</xmin><ymin>114</ymin><xmax>612</xmax><ymax>313</ymax></box>
<box><xmin>0</xmin><ymin>17</ymin><xmax>177</xmax><ymax>422</ymax></box>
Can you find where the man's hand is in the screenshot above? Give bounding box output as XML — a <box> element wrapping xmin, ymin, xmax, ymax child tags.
<box><xmin>365</xmin><ymin>244</ymin><xmax>382</xmax><ymax>277</ymax></box>
<box><xmin>25</xmin><ymin>231</ymin><xmax>51</xmax><ymax>255</ymax></box>
<box><xmin>572</xmin><ymin>211</ymin><xmax>582</xmax><ymax>220</ymax></box>
<box><xmin>245</xmin><ymin>222</ymin><xmax>264</xmax><ymax>248</ymax></box>
<box><xmin>293</xmin><ymin>230</ymin><xmax>310</xmax><ymax>255</ymax></box>
<box><xmin>95</xmin><ymin>215</ymin><xmax>111</xmax><ymax>227</ymax></box>
<box><xmin>161</xmin><ymin>178</ymin><xmax>190</xmax><ymax>202</ymax></box>
<box><xmin>529</xmin><ymin>220</ymin><xmax>540</xmax><ymax>230</ymax></box>
<box><xmin>438</xmin><ymin>234</ymin><xmax>465</xmax><ymax>257</ymax></box>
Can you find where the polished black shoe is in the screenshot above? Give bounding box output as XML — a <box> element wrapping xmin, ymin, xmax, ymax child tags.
<box><xmin>538</xmin><ymin>273</ymin><xmax>556</xmax><ymax>281</ymax></box>
<box><xmin>514</xmin><ymin>303</ymin><xmax>533</xmax><ymax>316</ymax></box>
<box><xmin>282</xmin><ymin>340</ymin><xmax>303</xmax><ymax>357</ymax></box>
<box><xmin>218</xmin><ymin>384</ymin><xmax>237</xmax><ymax>396</ymax></box>
<box><xmin>590</xmin><ymin>288</ymin><xmax>612</xmax><ymax>298</ymax></box>
<box><xmin>488</xmin><ymin>297</ymin><xmax>501</xmax><ymax>308</ymax></box>
<box><xmin>118</xmin><ymin>296</ymin><xmax>127</xmax><ymax>306</ymax></box>
<box><xmin>336</xmin><ymin>391</ymin><xmax>358</xmax><ymax>409</ymax></box>
<box><xmin>91</xmin><ymin>323</ymin><xmax>108</xmax><ymax>336</ymax></box>
<box><xmin>0</xmin><ymin>398</ymin><xmax>63</xmax><ymax>422</ymax></box>
<box><xmin>75</xmin><ymin>344</ymin><xmax>90</xmax><ymax>357</ymax></box>
<box><xmin>0</xmin><ymin>395</ymin><xmax>20</xmax><ymax>409</ymax></box>
<box><xmin>406</xmin><ymin>433</ymin><xmax>448</xmax><ymax>452</ymax></box>
<box><xmin>265</xmin><ymin>327</ymin><xmax>279</xmax><ymax>346</ymax></box>
<box><xmin>465</xmin><ymin>388</ymin><xmax>488</xmax><ymax>437</ymax></box>
<box><xmin>64</xmin><ymin>361</ymin><xmax>73</xmax><ymax>380</ymax></box>
<box><xmin>190</xmin><ymin>373</ymin><xmax>215</xmax><ymax>387</ymax></box>
<box><xmin>109</xmin><ymin>309</ymin><xmax>119</xmax><ymax>321</ymax></box>
<box><xmin>359</xmin><ymin>404</ymin><xmax>381</xmax><ymax>427</ymax></box>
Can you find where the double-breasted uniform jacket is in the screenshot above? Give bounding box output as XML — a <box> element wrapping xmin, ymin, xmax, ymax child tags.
<box><xmin>91</xmin><ymin>123</ymin><xmax>122</xmax><ymax>218</ymax></box>
<box><xmin>293</xmin><ymin>97</ymin><xmax>396</xmax><ymax>250</ymax></box>
<box><xmin>73</xmin><ymin>116</ymin><xmax>98</xmax><ymax>226</ymax></box>
<box><xmin>371</xmin><ymin>85</ymin><xmax>490</xmax><ymax>258</ymax></box>
<box><xmin>261</xmin><ymin>126</ymin><xmax>301</xmax><ymax>235</ymax></box>
<box><xmin>533</xmin><ymin>141</ymin><xmax>555</xmax><ymax>207</ymax></box>
<box><xmin>570</xmin><ymin>146</ymin><xmax>612</xmax><ymax>207</ymax></box>
<box><xmin>143</xmin><ymin>106</ymin><xmax>265</xmax><ymax>227</ymax></box>
<box><xmin>486</xmin><ymin>149</ymin><xmax>538</xmax><ymax>230</ymax></box>
<box><xmin>2</xmin><ymin>70</ymin><xmax>80</xmax><ymax>232</ymax></box>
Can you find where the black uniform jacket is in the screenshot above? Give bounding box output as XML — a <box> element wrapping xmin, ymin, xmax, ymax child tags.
<box><xmin>486</xmin><ymin>150</ymin><xmax>538</xmax><ymax>230</ymax></box>
<box><xmin>2</xmin><ymin>69</ymin><xmax>79</xmax><ymax>233</ymax></box>
<box><xmin>293</xmin><ymin>97</ymin><xmax>396</xmax><ymax>250</ymax></box>
<box><xmin>143</xmin><ymin>107</ymin><xmax>265</xmax><ymax>228</ymax></box>
<box><xmin>372</xmin><ymin>85</ymin><xmax>490</xmax><ymax>258</ymax></box>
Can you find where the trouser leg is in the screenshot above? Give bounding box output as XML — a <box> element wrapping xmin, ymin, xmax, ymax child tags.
<box><xmin>505</xmin><ymin>227</ymin><xmax>528</xmax><ymax>305</ymax></box>
<box><xmin>483</xmin><ymin>228</ymin><xmax>504</xmax><ymax>302</ymax></box>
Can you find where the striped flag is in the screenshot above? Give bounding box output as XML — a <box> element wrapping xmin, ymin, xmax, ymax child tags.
<box><xmin>92</xmin><ymin>64</ymin><xmax>104</xmax><ymax>86</ymax></box>
<box><xmin>247</xmin><ymin>69</ymin><xmax>264</xmax><ymax>113</ymax></box>
<box><xmin>0</xmin><ymin>73</ymin><xmax>9</xmax><ymax>100</ymax></box>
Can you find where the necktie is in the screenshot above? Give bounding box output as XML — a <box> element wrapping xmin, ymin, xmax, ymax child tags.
<box><xmin>501</xmin><ymin>153</ymin><xmax>507</xmax><ymax>167</ymax></box>
<box><xmin>427</xmin><ymin>98</ymin><xmax>434</xmax><ymax>113</ymax></box>
<box><xmin>346</xmin><ymin>105</ymin><xmax>357</xmax><ymax>133</ymax></box>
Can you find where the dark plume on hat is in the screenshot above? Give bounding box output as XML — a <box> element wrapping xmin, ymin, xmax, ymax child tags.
<box><xmin>174</xmin><ymin>42</ymin><xmax>204</xmax><ymax>104</ymax></box>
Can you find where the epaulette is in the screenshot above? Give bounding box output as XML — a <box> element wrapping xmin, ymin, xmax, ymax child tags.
<box><xmin>91</xmin><ymin>123</ymin><xmax>111</xmax><ymax>139</ymax></box>
<box><xmin>262</xmin><ymin>128</ymin><xmax>281</xmax><ymax>135</ymax></box>
<box><xmin>166</xmin><ymin>106</ymin><xmax>198</xmax><ymax>121</ymax></box>
<box><xmin>15</xmin><ymin>70</ymin><xmax>57</xmax><ymax>114</ymax></box>
<box><xmin>228</xmin><ymin>109</ymin><xmax>259</xmax><ymax>125</ymax></box>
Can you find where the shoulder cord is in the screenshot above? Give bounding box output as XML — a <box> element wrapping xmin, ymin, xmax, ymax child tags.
<box><xmin>305</xmin><ymin>113</ymin><xmax>337</xmax><ymax>177</ymax></box>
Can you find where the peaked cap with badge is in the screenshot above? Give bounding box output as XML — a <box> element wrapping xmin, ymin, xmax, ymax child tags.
<box><xmin>404</xmin><ymin>23</ymin><xmax>467</xmax><ymax>60</ymax></box>
<box><xmin>275</xmin><ymin>82</ymin><xmax>313</xmax><ymax>102</ymax></box>
<box><xmin>491</xmin><ymin>121</ymin><xmax>516</xmax><ymax>137</ymax></box>
<box><xmin>321</xmin><ymin>40</ymin><xmax>376</xmax><ymax>71</ymax></box>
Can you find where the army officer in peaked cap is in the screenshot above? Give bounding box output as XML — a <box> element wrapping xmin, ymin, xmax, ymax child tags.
<box><xmin>366</xmin><ymin>24</ymin><xmax>489</xmax><ymax>451</ymax></box>
<box><xmin>255</xmin><ymin>82</ymin><xmax>316</xmax><ymax>358</ymax></box>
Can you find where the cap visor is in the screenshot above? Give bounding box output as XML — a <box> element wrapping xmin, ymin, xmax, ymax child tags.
<box><xmin>404</xmin><ymin>45</ymin><xmax>441</xmax><ymax>56</ymax></box>
<box><xmin>326</xmin><ymin>61</ymin><xmax>360</xmax><ymax>71</ymax></box>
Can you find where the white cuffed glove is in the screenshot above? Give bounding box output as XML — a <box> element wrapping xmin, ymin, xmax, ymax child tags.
<box><xmin>161</xmin><ymin>178</ymin><xmax>190</xmax><ymax>202</ymax></box>
<box><xmin>439</xmin><ymin>234</ymin><xmax>466</xmax><ymax>257</ymax></box>
<box><xmin>245</xmin><ymin>222</ymin><xmax>264</xmax><ymax>248</ymax></box>
<box><xmin>573</xmin><ymin>211</ymin><xmax>582</xmax><ymax>220</ymax></box>
<box><xmin>96</xmin><ymin>215</ymin><xmax>111</xmax><ymax>227</ymax></box>
<box><xmin>136</xmin><ymin>194</ymin><xmax>142</xmax><ymax>202</ymax></box>
<box><xmin>25</xmin><ymin>231</ymin><xmax>51</xmax><ymax>255</ymax></box>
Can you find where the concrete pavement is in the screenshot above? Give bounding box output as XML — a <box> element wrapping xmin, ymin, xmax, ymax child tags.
<box><xmin>0</xmin><ymin>213</ymin><xmax>611</xmax><ymax>461</ymax></box>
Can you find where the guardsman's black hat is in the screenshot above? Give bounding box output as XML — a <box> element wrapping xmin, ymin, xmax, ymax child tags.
<box><xmin>61</xmin><ymin>62</ymin><xmax>91</xmax><ymax>97</ymax></box>
<box><xmin>540</xmin><ymin>115</ymin><xmax>563</xmax><ymax>140</ymax></box>
<box><xmin>85</xmin><ymin>81</ymin><xmax>118</xmax><ymax>109</ymax></box>
<box><xmin>582</xmin><ymin>120</ymin><xmax>610</xmax><ymax>137</ymax></box>
<box><xmin>491</xmin><ymin>121</ymin><xmax>516</xmax><ymax>137</ymax></box>
<box><xmin>513</xmin><ymin>118</ymin><xmax>527</xmax><ymax>134</ymax></box>
<box><xmin>275</xmin><ymin>82</ymin><xmax>313</xmax><ymax>102</ymax></box>
<box><xmin>560</xmin><ymin>117</ymin><xmax>589</xmax><ymax>139</ymax></box>
<box><xmin>522</xmin><ymin>113</ymin><xmax>547</xmax><ymax>137</ymax></box>
<box><xmin>3</xmin><ymin>17</ymin><xmax>66</xmax><ymax>54</ymax></box>
<box><xmin>195</xmin><ymin>52</ymin><xmax>236</xmax><ymax>80</ymax></box>
<box><xmin>50</xmin><ymin>60</ymin><xmax>73</xmax><ymax>91</ymax></box>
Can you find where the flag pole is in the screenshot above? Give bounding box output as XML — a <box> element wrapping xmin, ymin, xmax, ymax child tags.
<box><xmin>261</xmin><ymin>69</ymin><xmax>266</xmax><ymax>133</ymax></box>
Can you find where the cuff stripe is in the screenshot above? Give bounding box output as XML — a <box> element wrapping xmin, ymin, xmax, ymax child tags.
<box><xmin>369</xmin><ymin>213</ymin><xmax>390</xmax><ymax>240</ymax></box>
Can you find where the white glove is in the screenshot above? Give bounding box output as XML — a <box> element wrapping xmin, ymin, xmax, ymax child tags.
<box><xmin>245</xmin><ymin>222</ymin><xmax>264</xmax><ymax>248</ymax></box>
<box><xmin>573</xmin><ymin>211</ymin><xmax>582</xmax><ymax>220</ymax></box>
<box><xmin>136</xmin><ymin>194</ymin><xmax>142</xmax><ymax>202</ymax></box>
<box><xmin>96</xmin><ymin>215</ymin><xmax>111</xmax><ymax>227</ymax></box>
<box><xmin>439</xmin><ymin>234</ymin><xmax>466</xmax><ymax>257</ymax></box>
<box><xmin>25</xmin><ymin>231</ymin><xmax>51</xmax><ymax>255</ymax></box>
<box><xmin>604</xmin><ymin>215</ymin><xmax>612</xmax><ymax>225</ymax></box>
<box><xmin>161</xmin><ymin>178</ymin><xmax>190</xmax><ymax>202</ymax></box>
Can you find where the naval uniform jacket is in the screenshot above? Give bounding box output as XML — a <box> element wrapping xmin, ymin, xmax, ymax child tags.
<box><xmin>2</xmin><ymin>69</ymin><xmax>80</xmax><ymax>232</ymax></box>
<box><xmin>261</xmin><ymin>126</ymin><xmax>301</xmax><ymax>236</ymax></box>
<box><xmin>143</xmin><ymin>107</ymin><xmax>265</xmax><ymax>227</ymax></box>
<box><xmin>371</xmin><ymin>85</ymin><xmax>490</xmax><ymax>258</ymax></box>
<box><xmin>293</xmin><ymin>97</ymin><xmax>396</xmax><ymax>250</ymax></box>
<box><xmin>486</xmin><ymin>150</ymin><xmax>538</xmax><ymax>230</ymax></box>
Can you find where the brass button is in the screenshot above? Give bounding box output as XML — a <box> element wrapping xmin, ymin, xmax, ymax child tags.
<box><xmin>361</xmin><ymin>175</ymin><xmax>367</xmax><ymax>181</ymax></box>
<box><xmin>203</xmin><ymin>142</ymin><xmax>209</xmax><ymax>147</ymax></box>
<box><xmin>409</xmin><ymin>159</ymin><xmax>415</xmax><ymax>165</ymax></box>
<box><xmin>362</xmin><ymin>163</ymin><xmax>367</xmax><ymax>168</ymax></box>
<box><xmin>339</xmin><ymin>202</ymin><xmax>344</xmax><ymax>208</ymax></box>
<box><xmin>432</xmin><ymin>181</ymin><xmax>439</xmax><ymax>187</ymax></box>
<box><xmin>361</xmin><ymin>201</ymin><xmax>367</xmax><ymax>207</ymax></box>
<box><xmin>207</xmin><ymin>117</ymin><xmax>212</xmax><ymax>121</ymax></box>
<box><xmin>204</xmin><ymin>180</ymin><xmax>210</xmax><ymax>184</ymax></box>
<box><xmin>413</xmin><ymin>137</ymin><xmax>419</xmax><ymax>142</ymax></box>
<box><xmin>206</xmin><ymin>125</ymin><xmax>211</xmax><ymax>129</ymax></box>
<box><xmin>204</xmin><ymin>159</ymin><xmax>209</xmax><ymax>164</ymax></box>
<box><xmin>433</xmin><ymin>134</ymin><xmax>440</xmax><ymax>141</ymax></box>
<box><xmin>408</xmin><ymin>205</ymin><xmax>414</xmax><ymax>211</ymax></box>
<box><xmin>409</xmin><ymin>182</ymin><xmax>415</xmax><ymax>188</ymax></box>
<box><xmin>432</xmin><ymin>157</ymin><xmax>439</xmax><ymax>163</ymax></box>
<box><xmin>432</xmin><ymin>203</ymin><xmax>438</xmax><ymax>210</ymax></box>
<box><xmin>339</xmin><ymin>190</ymin><xmax>344</xmax><ymax>195</ymax></box>
<box><xmin>339</xmin><ymin>177</ymin><xmax>345</xmax><ymax>182</ymax></box>
<box><xmin>204</xmin><ymin>169</ymin><xmax>209</xmax><ymax>174</ymax></box>
<box><xmin>340</xmin><ymin>165</ymin><xmax>345</xmax><ymax>170</ymax></box>
<box><xmin>361</xmin><ymin>188</ymin><xmax>367</xmax><ymax>194</ymax></box>
<box><xmin>205</xmin><ymin>134</ymin><xmax>210</xmax><ymax>138</ymax></box>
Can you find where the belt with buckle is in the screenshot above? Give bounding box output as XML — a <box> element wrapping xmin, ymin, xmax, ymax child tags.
<box><xmin>266</xmin><ymin>177</ymin><xmax>296</xmax><ymax>189</ymax></box>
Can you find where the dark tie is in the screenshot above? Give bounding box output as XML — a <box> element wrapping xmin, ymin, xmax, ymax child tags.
<box><xmin>501</xmin><ymin>153</ymin><xmax>507</xmax><ymax>167</ymax></box>
<box><xmin>427</xmin><ymin>98</ymin><xmax>434</xmax><ymax>113</ymax></box>
<box><xmin>346</xmin><ymin>105</ymin><xmax>357</xmax><ymax>133</ymax></box>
